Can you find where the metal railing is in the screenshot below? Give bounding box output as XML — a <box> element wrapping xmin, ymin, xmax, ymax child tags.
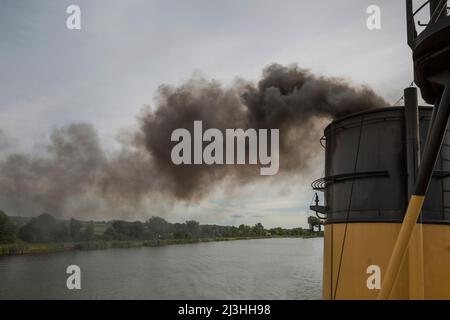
<box><xmin>407</xmin><ymin>0</ymin><xmax>449</xmax><ymax>48</ymax></box>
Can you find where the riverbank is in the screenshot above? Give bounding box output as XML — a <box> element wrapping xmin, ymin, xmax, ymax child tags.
<box><xmin>0</xmin><ymin>234</ymin><xmax>323</xmax><ymax>257</ymax></box>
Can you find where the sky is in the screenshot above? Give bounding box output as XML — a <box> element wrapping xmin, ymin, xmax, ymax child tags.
<box><xmin>0</xmin><ymin>0</ymin><xmax>428</xmax><ymax>228</ymax></box>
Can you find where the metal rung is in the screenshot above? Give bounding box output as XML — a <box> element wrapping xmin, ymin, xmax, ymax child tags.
<box><xmin>311</xmin><ymin>171</ymin><xmax>389</xmax><ymax>191</ymax></box>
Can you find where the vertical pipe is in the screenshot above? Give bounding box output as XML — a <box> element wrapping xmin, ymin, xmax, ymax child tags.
<box><xmin>378</xmin><ymin>81</ymin><xmax>450</xmax><ymax>300</ymax></box>
<box><xmin>424</xmin><ymin>97</ymin><xmax>441</xmax><ymax>153</ymax></box>
<box><xmin>403</xmin><ymin>87</ymin><xmax>424</xmax><ymax>299</ymax></box>
<box><xmin>406</xmin><ymin>0</ymin><xmax>416</xmax><ymax>49</ymax></box>
<box><xmin>404</xmin><ymin>87</ymin><xmax>420</xmax><ymax>195</ymax></box>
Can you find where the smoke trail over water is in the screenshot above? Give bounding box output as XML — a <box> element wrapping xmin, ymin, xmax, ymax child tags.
<box><xmin>0</xmin><ymin>64</ymin><xmax>387</xmax><ymax>218</ymax></box>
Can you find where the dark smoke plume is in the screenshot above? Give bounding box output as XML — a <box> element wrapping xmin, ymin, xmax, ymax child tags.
<box><xmin>140</xmin><ymin>64</ymin><xmax>386</xmax><ymax>199</ymax></box>
<box><xmin>0</xmin><ymin>64</ymin><xmax>387</xmax><ymax>218</ymax></box>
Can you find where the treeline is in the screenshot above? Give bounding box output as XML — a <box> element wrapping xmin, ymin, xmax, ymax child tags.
<box><xmin>0</xmin><ymin>211</ymin><xmax>96</xmax><ymax>243</ymax></box>
<box><xmin>0</xmin><ymin>210</ymin><xmax>321</xmax><ymax>245</ymax></box>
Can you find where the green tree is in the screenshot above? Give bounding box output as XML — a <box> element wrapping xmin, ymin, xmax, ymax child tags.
<box><xmin>54</xmin><ymin>222</ymin><xmax>71</xmax><ymax>242</ymax></box>
<box><xmin>69</xmin><ymin>218</ymin><xmax>82</xmax><ymax>241</ymax></box>
<box><xmin>0</xmin><ymin>210</ymin><xmax>17</xmax><ymax>244</ymax></box>
<box><xmin>81</xmin><ymin>223</ymin><xmax>95</xmax><ymax>241</ymax></box>
<box><xmin>102</xmin><ymin>220</ymin><xmax>145</xmax><ymax>240</ymax></box>
<box><xmin>269</xmin><ymin>227</ymin><xmax>288</xmax><ymax>236</ymax></box>
<box><xmin>185</xmin><ymin>220</ymin><xmax>200</xmax><ymax>238</ymax></box>
<box><xmin>18</xmin><ymin>213</ymin><xmax>68</xmax><ymax>243</ymax></box>
<box><xmin>103</xmin><ymin>226</ymin><xmax>117</xmax><ymax>241</ymax></box>
<box><xmin>238</xmin><ymin>224</ymin><xmax>252</xmax><ymax>236</ymax></box>
<box><xmin>146</xmin><ymin>217</ymin><xmax>171</xmax><ymax>239</ymax></box>
<box><xmin>200</xmin><ymin>225</ymin><xmax>221</xmax><ymax>238</ymax></box>
<box><xmin>252</xmin><ymin>223</ymin><xmax>265</xmax><ymax>236</ymax></box>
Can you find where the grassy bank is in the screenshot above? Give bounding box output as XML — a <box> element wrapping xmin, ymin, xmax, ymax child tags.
<box><xmin>0</xmin><ymin>234</ymin><xmax>323</xmax><ymax>257</ymax></box>
<box><xmin>0</xmin><ymin>242</ymin><xmax>74</xmax><ymax>256</ymax></box>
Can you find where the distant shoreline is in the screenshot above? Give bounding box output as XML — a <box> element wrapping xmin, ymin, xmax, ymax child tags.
<box><xmin>0</xmin><ymin>234</ymin><xmax>323</xmax><ymax>257</ymax></box>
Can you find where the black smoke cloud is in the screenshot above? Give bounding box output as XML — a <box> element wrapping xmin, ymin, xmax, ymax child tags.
<box><xmin>0</xmin><ymin>64</ymin><xmax>387</xmax><ymax>218</ymax></box>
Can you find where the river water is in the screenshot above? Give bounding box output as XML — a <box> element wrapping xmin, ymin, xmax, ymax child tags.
<box><xmin>0</xmin><ymin>238</ymin><xmax>323</xmax><ymax>299</ymax></box>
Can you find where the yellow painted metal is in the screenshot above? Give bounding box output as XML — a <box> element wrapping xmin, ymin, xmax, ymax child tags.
<box><xmin>323</xmin><ymin>222</ymin><xmax>450</xmax><ymax>300</ymax></box>
<box><xmin>378</xmin><ymin>195</ymin><xmax>425</xmax><ymax>299</ymax></box>
<box><xmin>408</xmin><ymin>223</ymin><xmax>424</xmax><ymax>299</ymax></box>
<box><xmin>423</xmin><ymin>224</ymin><xmax>450</xmax><ymax>299</ymax></box>
<box><xmin>323</xmin><ymin>223</ymin><xmax>409</xmax><ymax>300</ymax></box>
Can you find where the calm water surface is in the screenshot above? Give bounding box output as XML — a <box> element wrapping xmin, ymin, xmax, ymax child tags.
<box><xmin>0</xmin><ymin>238</ymin><xmax>322</xmax><ymax>299</ymax></box>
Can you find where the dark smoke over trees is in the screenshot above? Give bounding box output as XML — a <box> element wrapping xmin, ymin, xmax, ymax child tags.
<box><xmin>0</xmin><ymin>64</ymin><xmax>387</xmax><ymax>218</ymax></box>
